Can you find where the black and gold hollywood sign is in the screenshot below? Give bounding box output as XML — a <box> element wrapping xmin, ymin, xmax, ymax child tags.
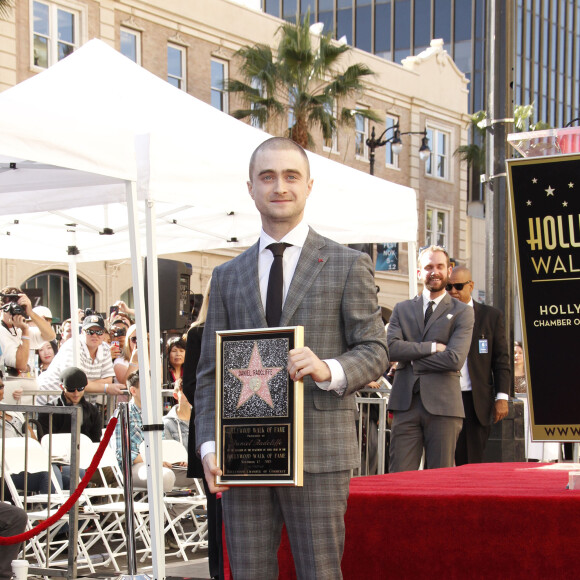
<box><xmin>508</xmin><ymin>153</ymin><xmax>580</xmax><ymax>441</ymax></box>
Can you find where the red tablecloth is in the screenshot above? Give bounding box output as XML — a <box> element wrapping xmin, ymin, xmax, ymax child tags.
<box><xmin>224</xmin><ymin>463</ymin><xmax>580</xmax><ymax>579</ymax></box>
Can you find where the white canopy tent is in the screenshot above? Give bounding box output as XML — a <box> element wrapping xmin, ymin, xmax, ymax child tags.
<box><xmin>0</xmin><ymin>39</ymin><xmax>418</xmax><ymax>578</ymax></box>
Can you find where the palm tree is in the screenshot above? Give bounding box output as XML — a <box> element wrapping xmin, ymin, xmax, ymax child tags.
<box><xmin>226</xmin><ymin>11</ymin><xmax>379</xmax><ymax>150</ymax></box>
<box><xmin>454</xmin><ymin>110</ymin><xmax>487</xmax><ymax>200</ymax></box>
<box><xmin>0</xmin><ymin>0</ymin><xmax>13</xmax><ymax>19</ymax></box>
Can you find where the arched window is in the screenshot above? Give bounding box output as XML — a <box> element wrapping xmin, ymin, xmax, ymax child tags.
<box><xmin>23</xmin><ymin>270</ymin><xmax>95</xmax><ymax>324</ymax></box>
<box><xmin>120</xmin><ymin>288</ymin><xmax>134</xmax><ymax>309</ymax></box>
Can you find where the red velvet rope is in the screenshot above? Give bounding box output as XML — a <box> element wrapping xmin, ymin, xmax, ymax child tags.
<box><xmin>0</xmin><ymin>414</ymin><xmax>118</xmax><ymax>546</ymax></box>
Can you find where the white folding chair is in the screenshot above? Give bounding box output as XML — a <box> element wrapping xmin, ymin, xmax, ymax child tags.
<box><xmin>40</xmin><ymin>432</ymin><xmax>94</xmax><ymax>468</ymax></box>
<box><xmin>1</xmin><ymin>437</ymin><xmax>99</xmax><ymax>574</ymax></box>
<box><xmin>80</xmin><ymin>441</ymin><xmax>152</xmax><ymax>566</ymax></box>
<box><xmin>139</xmin><ymin>439</ymin><xmax>208</xmax><ymax>560</ymax></box>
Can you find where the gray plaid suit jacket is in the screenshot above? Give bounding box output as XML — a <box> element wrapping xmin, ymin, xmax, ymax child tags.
<box><xmin>195</xmin><ymin>227</ymin><xmax>389</xmax><ymax>473</ymax></box>
<box><xmin>387</xmin><ymin>292</ymin><xmax>474</xmax><ymax>418</ymax></box>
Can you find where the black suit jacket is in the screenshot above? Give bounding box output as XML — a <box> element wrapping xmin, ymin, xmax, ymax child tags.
<box><xmin>38</xmin><ymin>393</ymin><xmax>102</xmax><ymax>443</ymax></box>
<box><xmin>182</xmin><ymin>324</ymin><xmax>205</xmax><ymax>479</ymax></box>
<box><xmin>466</xmin><ymin>302</ymin><xmax>510</xmax><ymax>426</ymax></box>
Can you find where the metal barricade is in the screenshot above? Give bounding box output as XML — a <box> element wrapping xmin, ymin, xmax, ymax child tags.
<box><xmin>354</xmin><ymin>382</ymin><xmax>391</xmax><ymax>476</ymax></box>
<box><xmin>1</xmin><ymin>404</ymin><xmax>82</xmax><ymax>579</ymax></box>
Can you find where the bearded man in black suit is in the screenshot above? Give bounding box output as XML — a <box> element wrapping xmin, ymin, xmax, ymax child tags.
<box><xmin>448</xmin><ymin>266</ymin><xmax>511</xmax><ymax>465</ymax></box>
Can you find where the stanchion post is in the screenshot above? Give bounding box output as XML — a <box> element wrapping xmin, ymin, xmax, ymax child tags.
<box><xmin>117</xmin><ymin>403</ymin><xmax>152</xmax><ymax>580</ymax></box>
<box><xmin>66</xmin><ymin>407</ymin><xmax>80</xmax><ymax>579</ymax></box>
<box><xmin>119</xmin><ymin>402</ymin><xmax>138</xmax><ymax>577</ymax></box>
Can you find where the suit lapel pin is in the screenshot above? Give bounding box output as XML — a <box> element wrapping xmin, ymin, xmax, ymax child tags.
<box><xmin>446</xmin><ymin>313</ymin><xmax>453</xmax><ymax>319</ymax></box>
<box><xmin>318</xmin><ymin>258</ymin><xmax>324</xmax><ymax>263</ymax></box>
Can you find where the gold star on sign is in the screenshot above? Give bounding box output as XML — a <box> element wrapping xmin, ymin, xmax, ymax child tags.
<box><xmin>569</xmin><ymin>182</ymin><xmax>574</xmax><ymax>189</ymax></box>
<box><xmin>532</xmin><ymin>178</ymin><xmax>538</xmax><ymax>184</ymax></box>
<box><xmin>545</xmin><ymin>185</ymin><xmax>555</xmax><ymax>196</ymax></box>
<box><xmin>563</xmin><ymin>201</ymin><xmax>568</xmax><ymax>207</ymax></box>
<box><xmin>526</xmin><ymin>200</ymin><xmax>532</xmax><ymax>206</ymax></box>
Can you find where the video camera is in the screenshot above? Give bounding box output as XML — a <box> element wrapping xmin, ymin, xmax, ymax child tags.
<box><xmin>0</xmin><ymin>293</ymin><xmax>25</xmax><ymax>317</ymax></box>
<box><xmin>111</xmin><ymin>326</ymin><xmax>127</xmax><ymax>338</ymax></box>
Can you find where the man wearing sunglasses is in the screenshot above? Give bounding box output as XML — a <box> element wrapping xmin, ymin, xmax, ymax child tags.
<box><xmin>447</xmin><ymin>266</ymin><xmax>510</xmax><ymax>465</ymax></box>
<box><xmin>387</xmin><ymin>245</ymin><xmax>474</xmax><ymax>472</ymax></box>
<box><xmin>38</xmin><ymin>366</ymin><xmax>101</xmax><ymax>443</ymax></box>
<box><xmin>38</xmin><ymin>314</ymin><xmax>120</xmax><ymax>402</ymax></box>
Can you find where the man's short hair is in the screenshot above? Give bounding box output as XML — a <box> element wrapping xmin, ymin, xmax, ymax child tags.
<box><xmin>127</xmin><ymin>370</ymin><xmax>140</xmax><ymax>389</ymax></box>
<box><xmin>1</xmin><ymin>286</ymin><xmax>21</xmax><ymax>305</ymax></box>
<box><xmin>418</xmin><ymin>245</ymin><xmax>450</xmax><ymax>267</ymax></box>
<box><xmin>248</xmin><ymin>137</ymin><xmax>310</xmax><ymax>180</ymax></box>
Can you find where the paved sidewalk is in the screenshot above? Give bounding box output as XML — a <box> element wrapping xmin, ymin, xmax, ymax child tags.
<box><xmin>153</xmin><ymin>556</ymin><xmax>211</xmax><ymax>579</ymax></box>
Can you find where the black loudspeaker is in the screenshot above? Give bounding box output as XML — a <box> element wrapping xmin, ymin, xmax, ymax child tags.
<box><xmin>145</xmin><ymin>258</ymin><xmax>192</xmax><ymax>331</ymax></box>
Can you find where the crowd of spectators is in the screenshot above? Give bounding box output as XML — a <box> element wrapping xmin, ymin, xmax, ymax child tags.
<box><xmin>1</xmin><ymin>287</ymin><xmax>219</xmax><ymax>562</ymax></box>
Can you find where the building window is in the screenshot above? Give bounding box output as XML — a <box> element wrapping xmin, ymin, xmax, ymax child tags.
<box><xmin>355</xmin><ymin>107</ymin><xmax>369</xmax><ymax>160</ymax></box>
<box><xmin>250</xmin><ymin>78</ymin><xmax>265</xmax><ymax>130</ymax></box>
<box><xmin>32</xmin><ymin>1</ymin><xmax>80</xmax><ymax>69</ymax></box>
<box><xmin>211</xmin><ymin>59</ymin><xmax>228</xmax><ymax>112</ymax></box>
<box><xmin>120</xmin><ymin>28</ymin><xmax>141</xmax><ymax>65</ymax></box>
<box><xmin>425</xmin><ymin>206</ymin><xmax>449</xmax><ymax>249</ymax></box>
<box><xmin>393</xmin><ymin>0</ymin><xmax>411</xmax><ymax>62</ymax></box>
<box><xmin>322</xmin><ymin>102</ymin><xmax>338</xmax><ymax>153</ymax></box>
<box><xmin>167</xmin><ymin>44</ymin><xmax>186</xmax><ymax>90</ymax></box>
<box><xmin>337</xmin><ymin>0</ymin><xmax>353</xmax><ymax>45</ymax></box>
<box><xmin>384</xmin><ymin>114</ymin><xmax>399</xmax><ymax>168</ymax></box>
<box><xmin>23</xmin><ymin>270</ymin><xmax>95</xmax><ymax>325</ymax></box>
<box><xmin>355</xmin><ymin>0</ymin><xmax>372</xmax><ymax>53</ymax></box>
<box><xmin>425</xmin><ymin>127</ymin><xmax>450</xmax><ymax>179</ymax></box>
<box><xmin>288</xmin><ymin>91</ymin><xmax>296</xmax><ymax>136</ymax></box>
<box><xmin>375</xmin><ymin>0</ymin><xmax>392</xmax><ymax>59</ymax></box>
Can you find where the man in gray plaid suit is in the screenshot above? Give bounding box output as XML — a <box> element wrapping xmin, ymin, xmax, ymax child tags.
<box><xmin>195</xmin><ymin>137</ymin><xmax>389</xmax><ymax>579</ymax></box>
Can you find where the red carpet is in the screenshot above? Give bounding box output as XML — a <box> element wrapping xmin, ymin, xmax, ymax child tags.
<box><xmin>224</xmin><ymin>463</ymin><xmax>580</xmax><ymax>579</ymax></box>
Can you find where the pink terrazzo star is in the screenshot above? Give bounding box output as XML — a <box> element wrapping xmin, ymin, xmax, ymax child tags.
<box><xmin>230</xmin><ymin>342</ymin><xmax>283</xmax><ymax>409</ymax></box>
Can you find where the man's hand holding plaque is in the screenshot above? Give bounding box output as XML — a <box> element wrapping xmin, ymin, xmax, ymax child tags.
<box><xmin>287</xmin><ymin>346</ymin><xmax>331</xmax><ymax>383</ymax></box>
<box><xmin>202</xmin><ymin>452</ymin><xmax>230</xmax><ymax>494</ymax></box>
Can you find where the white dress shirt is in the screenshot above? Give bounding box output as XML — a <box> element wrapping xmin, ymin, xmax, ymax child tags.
<box><xmin>459</xmin><ymin>299</ymin><xmax>474</xmax><ymax>392</ymax></box>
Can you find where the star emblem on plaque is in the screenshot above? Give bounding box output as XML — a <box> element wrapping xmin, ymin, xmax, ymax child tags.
<box><xmin>229</xmin><ymin>342</ymin><xmax>282</xmax><ymax>409</ymax></box>
<box><xmin>216</xmin><ymin>327</ymin><xmax>304</xmax><ymax>487</ymax></box>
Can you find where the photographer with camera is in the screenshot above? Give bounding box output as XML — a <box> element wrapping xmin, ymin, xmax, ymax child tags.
<box><xmin>0</xmin><ymin>286</ymin><xmax>56</xmax><ymax>375</ymax></box>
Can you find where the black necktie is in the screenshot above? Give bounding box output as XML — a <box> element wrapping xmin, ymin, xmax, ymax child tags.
<box><xmin>414</xmin><ymin>301</ymin><xmax>435</xmax><ymax>395</ymax></box>
<box><xmin>266</xmin><ymin>243</ymin><xmax>291</xmax><ymax>327</ymax></box>
<box><xmin>424</xmin><ymin>301</ymin><xmax>434</xmax><ymax>326</ymax></box>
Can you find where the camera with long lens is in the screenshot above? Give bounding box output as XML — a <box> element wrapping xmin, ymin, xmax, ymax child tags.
<box><xmin>0</xmin><ymin>293</ymin><xmax>25</xmax><ymax>317</ymax></box>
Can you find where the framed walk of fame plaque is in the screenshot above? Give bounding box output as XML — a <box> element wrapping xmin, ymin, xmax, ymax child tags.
<box><xmin>216</xmin><ymin>326</ymin><xmax>304</xmax><ymax>486</ymax></box>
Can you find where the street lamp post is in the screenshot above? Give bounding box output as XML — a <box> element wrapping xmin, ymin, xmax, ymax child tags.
<box><xmin>366</xmin><ymin>122</ymin><xmax>431</xmax><ymax>175</ymax></box>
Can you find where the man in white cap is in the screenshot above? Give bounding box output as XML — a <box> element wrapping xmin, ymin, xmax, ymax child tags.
<box><xmin>32</xmin><ymin>305</ymin><xmax>53</xmax><ymax>323</ymax></box>
<box><xmin>38</xmin><ymin>314</ymin><xmax>121</xmax><ymax>401</ymax></box>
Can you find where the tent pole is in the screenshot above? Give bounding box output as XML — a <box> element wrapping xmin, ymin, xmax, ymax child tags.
<box><xmin>126</xmin><ymin>170</ymin><xmax>165</xmax><ymax>580</ymax></box>
<box><xmin>68</xmin><ymin>226</ymin><xmax>80</xmax><ymax>365</ymax></box>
